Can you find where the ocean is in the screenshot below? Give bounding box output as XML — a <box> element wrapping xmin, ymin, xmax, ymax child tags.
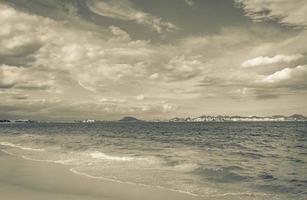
<box><xmin>0</xmin><ymin>122</ymin><xmax>306</xmax><ymax>200</ymax></box>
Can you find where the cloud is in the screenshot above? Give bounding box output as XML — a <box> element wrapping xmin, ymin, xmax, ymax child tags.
<box><xmin>261</xmin><ymin>65</ymin><xmax>307</xmax><ymax>83</ymax></box>
<box><xmin>235</xmin><ymin>0</ymin><xmax>307</xmax><ymax>27</ymax></box>
<box><xmin>136</xmin><ymin>94</ymin><xmax>145</xmax><ymax>101</ymax></box>
<box><xmin>99</xmin><ymin>97</ymin><xmax>127</xmax><ymax>104</ymax></box>
<box><xmin>137</xmin><ymin>102</ymin><xmax>176</xmax><ymax>114</ymax></box>
<box><xmin>11</xmin><ymin>94</ymin><xmax>29</xmax><ymax>100</ymax></box>
<box><xmin>241</xmin><ymin>54</ymin><xmax>304</xmax><ymax>68</ymax></box>
<box><xmin>162</xmin><ymin>103</ymin><xmax>174</xmax><ymax>112</ymax></box>
<box><xmin>184</xmin><ymin>0</ymin><xmax>194</xmax><ymax>6</ymax></box>
<box><xmin>109</xmin><ymin>26</ymin><xmax>131</xmax><ymax>41</ymax></box>
<box><xmin>86</xmin><ymin>0</ymin><xmax>177</xmax><ymax>33</ymax></box>
<box><xmin>0</xmin><ymin>3</ymin><xmax>158</xmax><ymax>89</ymax></box>
<box><xmin>149</xmin><ymin>73</ymin><xmax>159</xmax><ymax>80</ymax></box>
<box><xmin>164</xmin><ymin>55</ymin><xmax>204</xmax><ymax>81</ymax></box>
<box><xmin>0</xmin><ymin>65</ymin><xmax>24</xmax><ymax>88</ymax></box>
<box><xmin>0</xmin><ymin>4</ymin><xmax>43</xmax><ymax>65</ymax></box>
<box><xmin>0</xmin><ymin>64</ymin><xmax>55</xmax><ymax>91</ymax></box>
<box><xmin>0</xmin><ymin>3</ymin><xmax>163</xmax><ymax>98</ymax></box>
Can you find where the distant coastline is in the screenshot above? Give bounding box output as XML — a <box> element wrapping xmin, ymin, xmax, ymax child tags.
<box><xmin>1</xmin><ymin>114</ymin><xmax>307</xmax><ymax>124</ymax></box>
<box><xmin>0</xmin><ymin>119</ymin><xmax>36</xmax><ymax>124</ymax></box>
<box><xmin>168</xmin><ymin>114</ymin><xmax>307</xmax><ymax>122</ymax></box>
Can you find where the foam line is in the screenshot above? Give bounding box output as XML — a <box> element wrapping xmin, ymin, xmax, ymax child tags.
<box><xmin>69</xmin><ymin>167</ymin><xmax>199</xmax><ymax>197</ymax></box>
<box><xmin>0</xmin><ymin>141</ymin><xmax>45</xmax><ymax>152</ymax></box>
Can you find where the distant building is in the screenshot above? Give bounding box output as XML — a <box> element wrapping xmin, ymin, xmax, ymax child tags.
<box><xmin>82</xmin><ymin>119</ymin><xmax>96</xmax><ymax>123</ymax></box>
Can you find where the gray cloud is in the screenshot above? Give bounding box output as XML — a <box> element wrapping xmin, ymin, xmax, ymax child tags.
<box><xmin>184</xmin><ymin>0</ymin><xmax>194</xmax><ymax>6</ymax></box>
<box><xmin>86</xmin><ymin>0</ymin><xmax>177</xmax><ymax>33</ymax></box>
<box><xmin>235</xmin><ymin>0</ymin><xmax>307</xmax><ymax>27</ymax></box>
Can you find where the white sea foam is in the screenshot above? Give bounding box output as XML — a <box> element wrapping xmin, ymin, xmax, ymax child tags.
<box><xmin>21</xmin><ymin>156</ymin><xmax>74</xmax><ymax>165</ymax></box>
<box><xmin>1</xmin><ymin>147</ymin><xmax>203</xmax><ymax>198</ymax></box>
<box><xmin>69</xmin><ymin>167</ymin><xmax>199</xmax><ymax>197</ymax></box>
<box><xmin>207</xmin><ymin>192</ymin><xmax>271</xmax><ymax>197</ymax></box>
<box><xmin>173</xmin><ymin>163</ymin><xmax>199</xmax><ymax>172</ymax></box>
<box><xmin>1</xmin><ymin>149</ymin><xmax>73</xmax><ymax>164</ymax></box>
<box><xmin>0</xmin><ymin>141</ymin><xmax>45</xmax><ymax>152</ymax></box>
<box><xmin>89</xmin><ymin>151</ymin><xmax>134</xmax><ymax>161</ymax></box>
<box><xmin>1</xmin><ymin>149</ymin><xmax>18</xmax><ymax>156</ymax></box>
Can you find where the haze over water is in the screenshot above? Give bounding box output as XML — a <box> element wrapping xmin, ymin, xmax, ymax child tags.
<box><xmin>0</xmin><ymin>122</ymin><xmax>306</xmax><ymax>200</ymax></box>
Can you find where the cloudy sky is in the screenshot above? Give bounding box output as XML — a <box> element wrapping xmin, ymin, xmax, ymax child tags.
<box><xmin>1</xmin><ymin>0</ymin><xmax>307</xmax><ymax>120</ymax></box>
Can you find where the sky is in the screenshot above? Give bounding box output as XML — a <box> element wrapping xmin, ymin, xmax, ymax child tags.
<box><xmin>0</xmin><ymin>0</ymin><xmax>307</xmax><ymax>120</ymax></box>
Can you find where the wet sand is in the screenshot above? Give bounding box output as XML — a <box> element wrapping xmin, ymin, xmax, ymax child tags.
<box><xmin>0</xmin><ymin>151</ymin><xmax>202</xmax><ymax>200</ymax></box>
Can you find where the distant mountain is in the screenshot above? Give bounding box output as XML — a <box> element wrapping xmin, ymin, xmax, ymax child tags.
<box><xmin>118</xmin><ymin>116</ymin><xmax>142</xmax><ymax>122</ymax></box>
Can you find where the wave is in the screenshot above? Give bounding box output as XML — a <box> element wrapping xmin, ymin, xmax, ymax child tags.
<box><xmin>1</xmin><ymin>148</ymin><xmax>270</xmax><ymax>199</ymax></box>
<box><xmin>1</xmin><ymin>149</ymin><xmax>73</xmax><ymax>164</ymax></box>
<box><xmin>70</xmin><ymin>167</ymin><xmax>270</xmax><ymax>198</ymax></box>
<box><xmin>194</xmin><ymin>167</ymin><xmax>249</xmax><ymax>183</ymax></box>
<box><xmin>69</xmin><ymin>167</ymin><xmax>199</xmax><ymax>197</ymax></box>
<box><xmin>1</xmin><ymin>148</ymin><xmax>198</xmax><ymax>197</ymax></box>
<box><xmin>172</xmin><ymin>163</ymin><xmax>199</xmax><ymax>172</ymax></box>
<box><xmin>207</xmin><ymin>192</ymin><xmax>271</xmax><ymax>197</ymax></box>
<box><xmin>89</xmin><ymin>151</ymin><xmax>134</xmax><ymax>161</ymax></box>
<box><xmin>0</xmin><ymin>141</ymin><xmax>45</xmax><ymax>152</ymax></box>
<box><xmin>20</xmin><ymin>156</ymin><xmax>74</xmax><ymax>165</ymax></box>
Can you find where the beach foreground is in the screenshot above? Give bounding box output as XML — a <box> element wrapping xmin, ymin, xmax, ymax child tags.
<box><xmin>0</xmin><ymin>151</ymin><xmax>202</xmax><ymax>200</ymax></box>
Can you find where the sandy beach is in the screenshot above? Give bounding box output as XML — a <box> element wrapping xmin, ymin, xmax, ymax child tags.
<box><xmin>0</xmin><ymin>151</ymin><xmax>202</xmax><ymax>200</ymax></box>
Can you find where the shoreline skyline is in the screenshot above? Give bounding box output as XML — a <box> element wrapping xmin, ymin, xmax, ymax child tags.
<box><xmin>1</xmin><ymin>113</ymin><xmax>307</xmax><ymax>122</ymax></box>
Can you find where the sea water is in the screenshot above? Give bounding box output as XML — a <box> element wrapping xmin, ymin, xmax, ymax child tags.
<box><xmin>0</xmin><ymin>122</ymin><xmax>306</xmax><ymax>199</ymax></box>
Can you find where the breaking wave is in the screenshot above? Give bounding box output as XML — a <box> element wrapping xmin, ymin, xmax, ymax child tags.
<box><xmin>89</xmin><ymin>151</ymin><xmax>134</xmax><ymax>161</ymax></box>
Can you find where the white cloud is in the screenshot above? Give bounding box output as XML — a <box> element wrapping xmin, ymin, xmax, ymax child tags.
<box><xmin>162</xmin><ymin>104</ymin><xmax>174</xmax><ymax>113</ymax></box>
<box><xmin>141</xmin><ymin>105</ymin><xmax>150</xmax><ymax>111</ymax></box>
<box><xmin>149</xmin><ymin>73</ymin><xmax>159</xmax><ymax>80</ymax></box>
<box><xmin>0</xmin><ymin>5</ymin><xmax>42</xmax><ymax>56</ymax></box>
<box><xmin>136</xmin><ymin>94</ymin><xmax>145</xmax><ymax>101</ymax></box>
<box><xmin>138</xmin><ymin>103</ymin><xmax>175</xmax><ymax>113</ymax></box>
<box><xmin>262</xmin><ymin>65</ymin><xmax>307</xmax><ymax>83</ymax></box>
<box><xmin>241</xmin><ymin>54</ymin><xmax>303</xmax><ymax>68</ymax></box>
<box><xmin>236</xmin><ymin>0</ymin><xmax>307</xmax><ymax>27</ymax></box>
<box><xmin>86</xmin><ymin>0</ymin><xmax>177</xmax><ymax>33</ymax></box>
<box><xmin>109</xmin><ymin>26</ymin><xmax>131</xmax><ymax>41</ymax></box>
<box><xmin>99</xmin><ymin>97</ymin><xmax>127</xmax><ymax>104</ymax></box>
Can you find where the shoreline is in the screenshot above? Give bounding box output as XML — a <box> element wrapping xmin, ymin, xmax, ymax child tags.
<box><xmin>0</xmin><ymin>150</ymin><xmax>203</xmax><ymax>200</ymax></box>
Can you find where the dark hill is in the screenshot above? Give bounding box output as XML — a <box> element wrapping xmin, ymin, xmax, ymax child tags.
<box><xmin>118</xmin><ymin>116</ymin><xmax>142</xmax><ymax>122</ymax></box>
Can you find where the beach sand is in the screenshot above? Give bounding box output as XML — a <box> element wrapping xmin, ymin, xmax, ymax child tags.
<box><xmin>0</xmin><ymin>151</ymin><xmax>203</xmax><ymax>200</ymax></box>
